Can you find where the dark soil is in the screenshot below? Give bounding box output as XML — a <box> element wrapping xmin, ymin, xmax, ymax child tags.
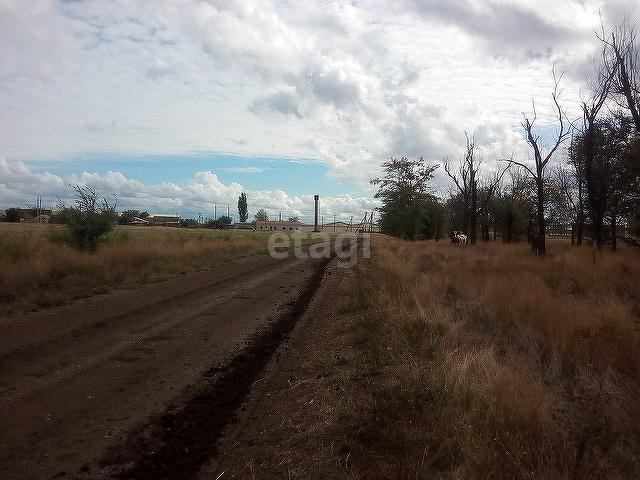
<box><xmin>102</xmin><ymin>256</ymin><xmax>331</xmax><ymax>480</ymax></box>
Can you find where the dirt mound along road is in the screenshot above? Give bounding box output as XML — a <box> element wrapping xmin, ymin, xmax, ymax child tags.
<box><xmin>0</xmin><ymin>246</ymin><xmax>341</xmax><ymax>480</ymax></box>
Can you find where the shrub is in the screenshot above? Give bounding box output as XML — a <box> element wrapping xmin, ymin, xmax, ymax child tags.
<box><xmin>56</xmin><ymin>185</ymin><xmax>118</xmax><ymax>252</ymax></box>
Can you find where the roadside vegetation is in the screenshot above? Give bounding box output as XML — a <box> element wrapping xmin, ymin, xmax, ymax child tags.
<box><xmin>333</xmin><ymin>235</ymin><xmax>640</xmax><ymax>479</ymax></box>
<box><xmin>54</xmin><ymin>185</ymin><xmax>119</xmax><ymax>252</ymax></box>
<box><xmin>0</xmin><ymin>224</ymin><xmax>273</xmax><ymax>317</ymax></box>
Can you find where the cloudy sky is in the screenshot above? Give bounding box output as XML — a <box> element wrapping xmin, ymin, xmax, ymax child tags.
<box><xmin>0</xmin><ymin>0</ymin><xmax>636</xmax><ymax>223</ymax></box>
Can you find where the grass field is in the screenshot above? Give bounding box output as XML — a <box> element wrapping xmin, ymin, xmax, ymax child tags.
<box><xmin>3</xmin><ymin>224</ymin><xmax>639</xmax><ymax>478</ymax></box>
<box><xmin>0</xmin><ymin>224</ymin><xmax>277</xmax><ymax>316</ymax></box>
<box><xmin>334</xmin><ymin>236</ymin><xmax>640</xmax><ymax>479</ymax></box>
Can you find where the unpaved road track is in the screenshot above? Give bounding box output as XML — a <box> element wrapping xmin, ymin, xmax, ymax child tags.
<box><xmin>0</xmin><ymin>250</ymin><xmax>334</xmax><ymax>480</ymax></box>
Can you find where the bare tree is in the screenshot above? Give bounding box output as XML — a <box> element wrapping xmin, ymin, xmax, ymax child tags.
<box><xmin>445</xmin><ymin>132</ymin><xmax>507</xmax><ymax>243</ymax></box>
<box><xmin>444</xmin><ymin>133</ymin><xmax>477</xmax><ymax>241</ymax></box>
<box><xmin>507</xmin><ymin>75</ymin><xmax>571</xmax><ymax>254</ymax></box>
<box><xmin>599</xmin><ymin>15</ymin><xmax>640</xmax><ymax>132</ymax></box>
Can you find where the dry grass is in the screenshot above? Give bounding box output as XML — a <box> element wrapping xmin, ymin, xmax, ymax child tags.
<box><xmin>336</xmin><ymin>236</ymin><xmax>640</xmax><ymax>479</ymax></box>
<box><xmin>0</xmin><ymin>224</ymin><xmax>272</xmax><ymax>316</ymax></box>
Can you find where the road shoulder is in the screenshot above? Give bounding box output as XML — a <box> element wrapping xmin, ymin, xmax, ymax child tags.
<box><xmin>201</xmin><ymin>260</ymin><xmax>357</xmax><ymax>480</ymax></box>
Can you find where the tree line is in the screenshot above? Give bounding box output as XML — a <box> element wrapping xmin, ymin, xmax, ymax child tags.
<box><xmin>29</xmin><ymin>186</ymin><xmax>292</xmax><ymax>252</ymax></box>
<box><xmin>372</xmin><ymin>18</ymin><xmax>640</xmax><ymax>254</ymax></box>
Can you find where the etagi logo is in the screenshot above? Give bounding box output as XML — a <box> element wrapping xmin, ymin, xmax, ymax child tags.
<box><xmin>267</xmin><ymin>232</ymin><xmax>371</xmax><ymax>268</ymax></box>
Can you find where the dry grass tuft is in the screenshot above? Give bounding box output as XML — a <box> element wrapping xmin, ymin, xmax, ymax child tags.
<box><xmin>336</xmin><ymin>236</ymin><xmax>640</xmax><ymax>479</ymax></box>
<box><xmin>0</xmin><ymin>225</ymin><xmax>271</xmax><ymax>316</ymax></box>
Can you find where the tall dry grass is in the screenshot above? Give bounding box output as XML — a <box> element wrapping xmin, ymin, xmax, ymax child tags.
<box><xmin>337</xmin><ymin>237</ymin><xmax>640</xmax><ymax>479</ymax></box>
<box><xmin>0</xmin><ymin>225</ymin><xmax>271</xmax><ymax>316</ymax></box>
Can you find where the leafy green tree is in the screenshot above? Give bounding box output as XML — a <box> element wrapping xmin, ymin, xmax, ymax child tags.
<box><xmin>254</xmin><ymin>208</ymin><xmax>268</xmax><ymax>222</ymax></box>
<box><xmin>370</xmin><ymin>156</ymin><xmax>439</xmax><ymax>239</ymax></box>
<box><xmin>5</xmin><ymin>208</ymin><xmax>23</xmax><ymax>222</ymax></box>
<box><xmin>205</xmin><ymin>215</ymin><xmax>233</xmax><ymax>229</ymax></box>
<box><xmin>571</xmin><ymin>113</ymin><xmax>639</xmax><ymax>250</ymax></box>
<box><xmin>58</xmin><ymin>185</ymin><xmax>118</xmax><ymax>251</ymax></box>
<box><xmin>422</xmin><ymin>195</ymin><xmax>445</xmax><ymax>240</ymax></box>
<box><xmin>238</xmin><ymin>193</ymin><xmax>249</xmax><ymax>222</ymax></box>
<box><xmin>489</xmin><ymin>168</ymin><xmax>532</xmax><ymax>243</ymax></box>
<box><xmin>180</xmin><ymin>218</ymin><xmax>200</xmax><ymax>228</ymax></box>
<box><xmin>555</xmin><ymin>149</ymin><xmax>587</xmax><ymax>245</ymax></box>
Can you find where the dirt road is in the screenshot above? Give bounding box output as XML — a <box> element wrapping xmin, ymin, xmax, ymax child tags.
<box><xmin>0</xmin><ymin>249</ymin><xmax>335</xmax><ymax>480</ymax></box>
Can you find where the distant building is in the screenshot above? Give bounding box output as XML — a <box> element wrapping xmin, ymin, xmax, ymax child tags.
<box><xmin>234</xmin><ymin>222</ymin><xmax>255</xmax><ymax>230</ymax></box>
<box><xmin>147</xmin><ymin>214</ymin><xmax>181</xmax><ymax>226</ymax></box>
<box><xmin>236</xmin><ymin>219</ymin><xmax>379</xmax><ymax>233</ymax></box>
<box><xmin>254</xmin><ymin>220</ymin><xmax>307</xmax><ymax>231</ymax></box>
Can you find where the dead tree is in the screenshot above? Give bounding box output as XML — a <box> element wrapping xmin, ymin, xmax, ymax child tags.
<box><xmin>508</xmin><ymin>75</ymin><xmax>570</xmax><ymax>254</ymax></box>
<box><xmin>446</xmin><ymin>133</ymin><xmax>509</xmax><ymax>244</ymax></box>
<box><xmin>445</xmin><ymin>133</ymin><xmax>477</xmax><ymax>241</ymax></box>
<box><xmin>599</xmin><ymin>16</ymin><xmax>640</xmax><ymax>133</ymax></box>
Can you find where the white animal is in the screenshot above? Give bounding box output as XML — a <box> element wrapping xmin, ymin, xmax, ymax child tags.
<box><xmin>451</xmin><ymin>231</ymin><xmax>468</xmax><ymax>245</ymax></box>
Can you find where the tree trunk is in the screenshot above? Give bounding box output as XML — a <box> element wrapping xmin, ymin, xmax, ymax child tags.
<box><xmin>576</xmin><ymin>216</ymin><xmax>583</xmax><ymax>246</ymax></box>
<box><xmin>505</xmin><ymin>212</ymin><xmax>514</xmax><ymax>243</ymax></box>
<box><xmin>536</xmin><ymin>178</ymin><xmax>546</xmax><ymax>254</ymax></box>
<box><xmin>577</xmin><ymin>182</ymin><xmax>584</xmax><ymax>246</ymax></box>
<box><xmin>470</xmin><ymin>181</ymin><xmax>477</xmax><ymax>244</ymax></box>
<box><xmin>462</xmin><ymin>198</ymin><xmax>470</xmax><ymax>241</ymax></box>
<box><xmin>592</xmin><ymin>209</ymin><xmax>604</xmax><ymax>252</ymax></box>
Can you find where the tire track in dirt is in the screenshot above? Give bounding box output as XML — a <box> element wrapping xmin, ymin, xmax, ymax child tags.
<box><xmin>98</xmin><ymin>254</ymin><xmax>333</xmax><ymax>480</ymax></box>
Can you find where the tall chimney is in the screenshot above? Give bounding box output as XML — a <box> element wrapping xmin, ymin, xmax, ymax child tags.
<box><xmin>314</xmin><ymin>195</ymin><xmax>319</xmax><ymax>232</ymax></box>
